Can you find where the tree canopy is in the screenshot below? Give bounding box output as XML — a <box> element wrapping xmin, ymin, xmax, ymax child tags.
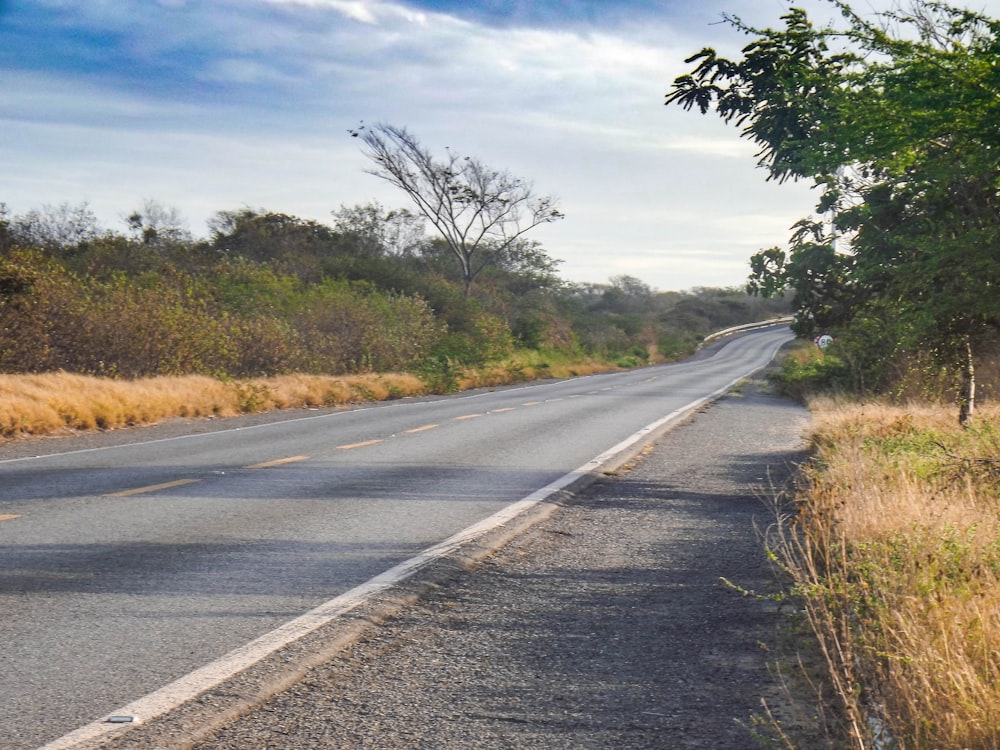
<box><xmin>667</xmin><ymin>0</ymin><xmax>1000</xmax><ymax>421</ymax></box>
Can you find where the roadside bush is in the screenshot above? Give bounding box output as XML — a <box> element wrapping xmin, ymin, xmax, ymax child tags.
<box><xmin>0</xmin><ymin>250</ymin><xmax>68</xmax><ymax>371</ymax></box>
<box><xmin>224</xmin><ymin>315</ymin><xmax>306</xmax><ymax>376</ymax></box>
<box><xmin>769</xmin><ymin>342</ymin><xmax>853</xmax><ymax>402</ymax></box>
<box><xmin>771</xmin><ymin>401</ymin><xmax>1000</xmax><ymax>749</ymax></box>
<box><xmin>75</xmin><ymin>275</ymin><xmax>231</xmax><ymax>377</ymax></box>
<box><xmin>289</xmin><ymin>280</ymin><xmax>443</xmax><ymax>374</ymax></box>
<box><xmin>360</xmin><ymin>293</ymin><xmax>444</xmax><ymax>372</ymax></box>
<box><xmin>1</xmin><ymin>201</ymin><xmax>793</xmax><ymax>383</ymax></box>
<box><xmin>428</xmin><ymin>312</ymin><xmax>514</xmax><ymax>368</ymax></box>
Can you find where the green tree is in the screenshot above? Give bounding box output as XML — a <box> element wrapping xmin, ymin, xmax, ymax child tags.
<box><xmin>208</xmin><ymin>208</ymin><xmax>339</xmax><ymax>282</ymax></box>
<box><xmin>667</xmin><ymin>0</ymin><xmax>1000</xmax><ymax>422</ymax></box>
<box><xmin>351</xmin><ymin>123</ymin><xmax>565</xmax><ymax>296</ymax></box>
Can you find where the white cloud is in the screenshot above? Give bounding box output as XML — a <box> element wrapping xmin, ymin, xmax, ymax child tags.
<box><xmin>198</xmin><ymin>58</ymin><xmax>299</xmax><ymax>86</ymax></box>
<box><xmin>309</xmin><ymin>0</ymin><xmax>380</xmax><ymax>25</ymax></box>
<box><xmin>262</xmin><ymin>0</ymin><xmax>437</xmax><ymax>26</ymax></box>
<box><xmin>15</xmin><ymin>0</ymin><xmax>985</xmax><ymax>290</ymax></box>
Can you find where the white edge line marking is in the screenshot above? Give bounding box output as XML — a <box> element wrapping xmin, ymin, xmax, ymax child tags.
<box><xmin>35</xmin><ymin>337</ymin><xmax>789</xmax><ymax>750</ymax></box>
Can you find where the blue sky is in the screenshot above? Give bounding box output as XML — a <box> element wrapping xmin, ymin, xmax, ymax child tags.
<box><xmin>3</xmin><ymin>0</ymin><xmax>997</xmax><ymax>291</ymax></box>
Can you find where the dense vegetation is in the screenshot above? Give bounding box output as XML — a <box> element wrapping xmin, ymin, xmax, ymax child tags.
<box><xmin>0</xmin><ymin>199</ymin><xmax>788</xmax><ymax>387</ymax></box>
<box><xmin>668</xmin><ymin>0</ymin><xmax>1000</xmax><ymax>421</ymax></box>
<box><xmin>769</xmin><ymin>397</ymin><xmax>1000</xmax><ymax>749</ymax></box>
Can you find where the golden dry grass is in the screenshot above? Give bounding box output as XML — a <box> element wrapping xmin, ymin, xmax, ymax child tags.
<box><xmin>0</xmin><ymin>371</ymin><xmax>429</xmax><ymax>439</ymax></box>
<box><xmin>455</xmin><ymin>355</ymin><xmax>617</xmax><ymax>390</ymax></box>
<box><xmin>776</xmin><ymin>398</ymin><xmax>1000</xmax><ymax>749</ymax></box>
<box><xmin>0</xmin><ymin>348</ymin><xmax>629</xmax><ymax>443</ymax></box>
<box><xmin>0</xmin><ymin>354</ymin><xmax>627</xmax><ymax>441</ymax></box>
<box><xmin>235</xmin><ymin>373</ymin><xmax>428</xmax><ymax>410</ymax></box>
<box><xmin>0</xmin><ymin>360</ymin><xmax>619</xmax><ymax>441</ymax></box>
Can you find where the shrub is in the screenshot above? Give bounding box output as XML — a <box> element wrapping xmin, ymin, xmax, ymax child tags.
<box><xmin>770</xmin><ymin>342</ymin><xmax>852</xmax><ymax>401</ymax></box>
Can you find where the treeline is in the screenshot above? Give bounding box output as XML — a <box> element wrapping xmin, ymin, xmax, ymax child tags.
<box><xmin>0</xmin><ymin>200</ymin><xmax>789</xmax><ymax>384</ymax></box>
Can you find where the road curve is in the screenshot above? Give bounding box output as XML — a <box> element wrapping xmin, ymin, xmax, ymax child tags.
<box><xmin>0</xmin><ymin>326</ymin><xmax>792</xmax><ymax>750</ymax></box>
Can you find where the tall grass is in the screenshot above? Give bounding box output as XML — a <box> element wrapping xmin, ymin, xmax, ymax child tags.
<box><xmin>455</xmin><ymin>348</ymin><xmax>617</xmax><ymax>390</ymax></box>
<box><xmin>774</xmin><ymin>399</ymin><xmax>1000</xmax><ymax>748</ymax></box>
<box><xmin>0</xmin><ymin>355</ymin><xmax>618</xmax><ymax>440</ymax></box>
<box><xmin>0</xmin><ymin>371</ymin><xmax>427</xmax><ymax>438</ymax></box>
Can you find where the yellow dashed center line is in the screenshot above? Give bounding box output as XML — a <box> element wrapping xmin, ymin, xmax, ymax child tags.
<box><xmin>453</xmin><ymin>413</ymin><xmax>483</xmax><ymax>421</ymax></box>
<box><xmin>337</xmin><ymin>439</ymin><xmax>384</xmax><ymax>450</ymax></box>
<box><xmin>491</xmin><ymin>408</ymin><xmax>516</xmax><ymax>413</ymax></box>
<box><xmin>245</xmin><ymin>456</ymin><xmax>310</xmax><ymax>469</ymax></box>
<box><xmin>105</xmin><ymin>478</ymin><xmax>199</xmax><ymax>498</ymax></box>
<box><xmin>405</xmin><ymin>424</ymin><xmax>439</xmax><ymax>433</ymax></box>
<box><xmin>522</xmin><ymin>401</ymin><xmax>541</xmax><ymax>406</ymax></box>
<box><xmin>0</xmin><ymin>514</ymin><xmax>20</xmax><ymax>522</ymax></box>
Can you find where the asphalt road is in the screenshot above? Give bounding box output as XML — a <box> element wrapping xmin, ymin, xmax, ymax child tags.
<box><xmin>184</xmin><ymin>377</ymin><xmax>814</xmax><ymax>749</ymax></box>
<box><xmin>0</xmin><ymin>326</ymin><xmax>791</xmax><ymax>750</ymax></box>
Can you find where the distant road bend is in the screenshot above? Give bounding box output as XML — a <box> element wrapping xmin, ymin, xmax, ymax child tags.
<box><xmin>0</xmin><ymin>325</ymin><xmax>792</xmax><ymax>750</ymax></box>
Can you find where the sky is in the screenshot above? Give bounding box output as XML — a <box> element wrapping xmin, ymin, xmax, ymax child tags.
<box><xmin>2</xmin><ymin>0</ymin><xmax>998</xmax><ymax>292</ymax></box>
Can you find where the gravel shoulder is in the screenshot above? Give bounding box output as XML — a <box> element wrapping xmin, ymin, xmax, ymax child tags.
<box><xmin>101</xmin><ymin>376</ymin><xmax>818</xmax><ymax>749</ymax></box>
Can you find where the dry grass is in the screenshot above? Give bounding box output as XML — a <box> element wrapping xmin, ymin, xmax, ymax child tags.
<box><xmin>0</xmin><ymin>359</ymin><xmax>617</xmax><ymax>441</ymax></box>
<box><xmin>233</xmin><ymin>372</ymin><xmax>427</xmax><ymax>411</ymax></box>
<box><xmin>774</xmin><ymin>398</ymin><xmax>1000</xmax><ymax>748</ymax></box>
<box><xmin>0</xmin><ymin>352</ymin><xmax>627</xmax><ymax>441</ymax></box>
<box><xmin>455</xmin><ymin>353</ymin><xmax>617</xmax><ymax>390</ymax></box>
<box><xmin>0</xmin><ymin>371</ymin><xmax>428</xmax><ymax>439</ymax></box>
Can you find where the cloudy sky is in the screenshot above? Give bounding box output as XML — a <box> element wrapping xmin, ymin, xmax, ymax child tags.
<box><xmin>2</xmin><ymin>0</ymin><xmax>997</xmax><ymax>291</ymax></box>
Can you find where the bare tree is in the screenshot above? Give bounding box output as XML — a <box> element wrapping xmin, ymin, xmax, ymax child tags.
<box><xmin>352</xmin><ymin>123</ymin><xmax>564</xmax><ymax>295</ymax></box>
<box><xmin>125</xmin><ymin>199</ymin><xmax>191</xmax><ymax>248</ymax></box>
<box><xmin>9</xmin><ymin>201</ymin><xmax>103</xmax><ymax>253</ymax></box>
<box><xmin>332</xmin><ymin>201</ymin><xmax>425</xmax><ymax>257</ymax></box>
<box><xmin>0</xmin><ymin>203</ymin><xmax>10</xmax><ymax>253</ymax></box>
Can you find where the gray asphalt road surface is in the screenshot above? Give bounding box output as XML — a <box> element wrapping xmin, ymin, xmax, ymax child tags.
<box><xmin>3</xmin><ymin>328</ymin><xmax>794</xmax><ymax>750</ymax></box>
<box><xmin>148</xmin><ymin>378</ymin><xmax>818</xmax><ymax>749</ymax></box>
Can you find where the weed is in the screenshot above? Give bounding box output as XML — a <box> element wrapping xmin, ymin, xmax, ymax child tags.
<box><xmin>772</xmin><ymin>400</ymin><xmax>1000</xmax><ymax>749</ymax></box>
<box><xmin>234</xmin><ymin>381</ymin><xmax>270</xmax><ymax>412</ymax></box>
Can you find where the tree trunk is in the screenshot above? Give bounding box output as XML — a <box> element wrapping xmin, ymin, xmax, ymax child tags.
<box><xmin>959</xmin><ymin>337</ymin><xmax>976</xmax><ymax>427</ymax></box>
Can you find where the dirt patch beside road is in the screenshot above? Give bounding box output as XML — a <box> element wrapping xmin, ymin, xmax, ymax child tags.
<box><xmin>161</xmin><ymin>380</ymin><xmax>821</xmax><ymax>749</ymax></box>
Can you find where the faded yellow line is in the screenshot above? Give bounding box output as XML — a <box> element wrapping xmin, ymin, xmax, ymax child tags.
<box><xmin>491</xmin><ymin>407</ymin><xmax>516</xmax><ymax>413</ymax></box>
<box><xmin>522</xmin><ymin>401</ymin><xmax>541</xmax><ymax>406</ymax></box>
<box><xmin>453</xmin><ymin>413</ymin><xmax>483</xmax><ymax>421</ymax></box>
<box><xmin>246</xmin><ymin>455</ymin><xmax>310</xmax><ymax>469</ymax></box>
<box><xmin>0</xmin><ymin>514</ymin><xmax>20</xmax><ymax>522</ymax></box>
<box><xmin>405</xmin><ymin>424</ymin><xmax>439</xmax><ymax>433</ymax></box>
<box><xmin>337</xmin><ymin>439</ymin><xmax>383</xmax><ymax>450</ymax></box>
<box><xmin>105</xmin><ymin>478</ymin><xmax>199</xmax><ymax>498</ymax></box>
